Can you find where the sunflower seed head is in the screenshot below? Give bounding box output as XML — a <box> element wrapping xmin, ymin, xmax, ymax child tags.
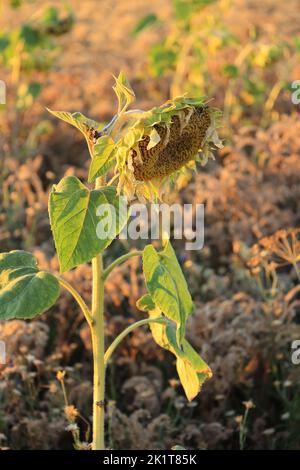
<box><xmin>132</xmin><ymin>106</ymin><xmax>211</xmax><ymax>181</ymax></box>
<box><xmin>115</xmin><ymin>96</ymin><xmax>222</xmax><ymax>201</ymax></box>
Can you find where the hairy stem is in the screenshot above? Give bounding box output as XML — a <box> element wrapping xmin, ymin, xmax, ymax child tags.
<box><xmin>102</xmin><ymin>250</ymin><xmax>143</xmax><ymax>281</ymax></box>
<box><xmin>104</xmin><ymin>317</ymin><xmax>166</xmax><ymax>365</ymax></box>
<box><xmin>91</xmin><ymin>177</ymin><xmax>106</xmax><ymax>450</ymax></box>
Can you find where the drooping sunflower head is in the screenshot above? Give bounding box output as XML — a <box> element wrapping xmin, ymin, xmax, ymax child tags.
<box><xmin>115</xmin><ymin>95</ymin><xmax>222</xmax><ymax>201</ymax></box>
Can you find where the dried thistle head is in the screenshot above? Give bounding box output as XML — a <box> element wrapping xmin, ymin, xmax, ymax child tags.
<box><xmin>248</xmin><ymin>228</ymin><xmax>300</xmax><ymax>278</ymax></box>
<box><xmin>115</xmin><ymin>96</ymin><xmax>222</xmax><ymax>201</ymax></box>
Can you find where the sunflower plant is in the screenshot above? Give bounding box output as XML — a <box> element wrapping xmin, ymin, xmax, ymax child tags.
<box><xmin>0</xmin><ymin>72</ymin><xmax>222</xmax><ymax>450</ymax></box>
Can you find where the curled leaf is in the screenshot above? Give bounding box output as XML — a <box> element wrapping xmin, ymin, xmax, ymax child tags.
<box><xmin>113</xmin><ymin>71</ymin><xmax>135</xmax><ymax>114</ymax></box>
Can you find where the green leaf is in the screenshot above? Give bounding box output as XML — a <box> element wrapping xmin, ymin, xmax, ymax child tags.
<box><xmin>149</xmin><ymin>42</ymin><xmax>178</xmax><ymax>77</ymax></box>
<box><xmin>142</xmin><ymin>241</ymin><xmax>194</xmax><ymax>344</ymax></box>
<box><xmin>16</xmin><ymin>82</ymin><xmax>42</xmax><ymax>110</ymax></box>
<box><xmin>113</xmin><ymin>71</ymin><xmax>135</xmax><ymax>113</ymax></box>
<box><xmin>222</xmin><ymin>63</ymin><xmax>239</xmax><ymax>78</ymax></box>
<box><xmin>46</xmin><ymin>108</ymin><xmax>102</xmax><ymax>157</ymax></box>
<box><xmin>137</xmin><ymin>296</ymin><xmax>212</xmax><ymax>401</ymax></box>
<box><xmin>47</xmin><ymin>108</ymin><xmax>102</xmax><ymax>135</ymax></box>
<box><xmin>20</xmin><ymin>25</ymin><xmax>41</xmax><ymax>47</ymax></box>
<box><xmin>0</xmin><ymin>34</ymin><xmax>10</xmax><ymax>52</ymax></box>
<box><xmin>132</xmin><ymin>13</ymin><xmax>158</xmax><ymax>36</ymax></box>
<box><xmin>42</xmin><ymin>6</ymin><xmax>59</xmax><ymax>25</ymax></box>
<box><xmin>173</xmin><ymin>0</ymin><xmax>217</xmax><ymax>22</ymax></box>
<box><xmin>49</xmin><ymin>176</ymin><xmax>128</xmax><ymax>272</ymax></box>
<box><xmin>88</xmin><ymin>135</ymin><xmax>116</xmax><ymax>182</ymax></box>
<box><xmin>136</xmin><ymin>293</ymin><xmax>156</xmax><ymax>311</ymax></box>
<box><xmin>0</xmin><ymin>251</ymin><xmax>60</xmax><ymax>320</ymax></box>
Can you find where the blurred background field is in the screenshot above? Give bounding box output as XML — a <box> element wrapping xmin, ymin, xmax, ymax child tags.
<box><xmin>1</xmin><ymin>0</ymin><xmax>300</xmax><ymax>450</ymax></box>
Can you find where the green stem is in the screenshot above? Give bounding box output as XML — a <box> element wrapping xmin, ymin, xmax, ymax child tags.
<box><xmin>58</xmin><ymin>277</ymin><xmax>93</xmax><ymax>326</ymax></box>
<box><xmin>91</xmin><ymin>176</ymin><xmax>106</xmax><ymax>450</ymax></box>
<box><xmin>104</xmin><ymin>317</ymin><xmax>166</xmax><ymax>365</ymax></box>
<box><xmin>102</xmin><ymin>251</ymin><xmax>143</xmax><ymax>281</ymax></box>
<box><xmin>91</xmin><ymin>253</ymin><xmax>105</xmax><ymax>450</ymax></box>
<box><xmin>97</xmin><ymin>109</ymin><xmax>144</xmax><ymax>142</ymax></box>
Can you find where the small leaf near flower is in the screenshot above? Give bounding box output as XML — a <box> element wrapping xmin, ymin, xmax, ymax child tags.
<box><xmin>46</xmin><ymin>108</ymin><xmax>102</xmax><ymax>157</ymax></box>
<box><xmin>46</xmin><ymin>108</ymin><xmax>102</xmax><ymax>137</ymax></box>
<box><xmin>88</xmin><ymin>135</ymin><xmax>116</xmax><ymax>182</ymax></box>
<box><xmin>112</xmin><ymin>70</ymin><xmax>135</xmax><ymax>114</ymax></box>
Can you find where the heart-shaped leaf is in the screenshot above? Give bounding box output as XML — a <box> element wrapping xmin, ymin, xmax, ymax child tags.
<box><xmin>49</xmin><ymin>176</ymin><xmax>128</xmax><ymax>272</ymax></box>
<box><xmin>0</xmin><ymin>251</ymin><xmax>60</xmax><ymax>320</ymax></box>
<box><xmin>142</xmin><ymin>241</ymin><xmax>194</xmax><ymax>344</ymax></box>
